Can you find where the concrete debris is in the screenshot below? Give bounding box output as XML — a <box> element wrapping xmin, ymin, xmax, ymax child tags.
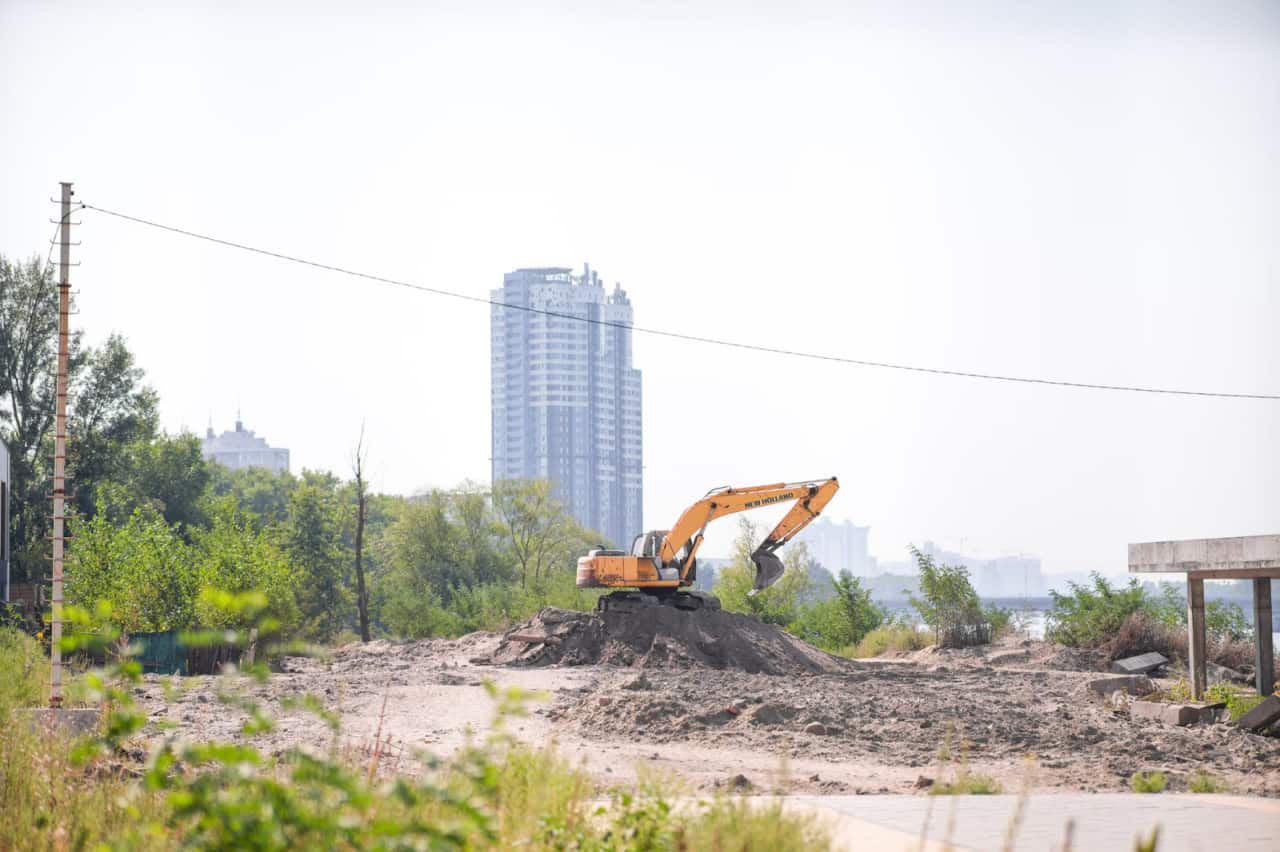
<box><xmin>1131</xmin><ymin>701</ymin><xmax>1223</xmax><ymax>726</ymax></box>
<box><xmin>749</xmin><ymin>703</ymin><xmax>797</xmax><ymax>726</ymax></box>
<box><xmin>1235</xmin><ymin>696</ymin><xmax>1280</xmax><ymax>732</ymax></box>
<box><xmin>1110</xmin><ymin>652</ymin><xmax>1169</xmax><ymax>676</ymax></box>
<box><xmin>803</xmin><ymin>721</ymin><xmax>827</xmax><ymax>735</ymax></box>
<box><xmin>1206</xmin><ymin>661</ymin><xmax>1250</xmax><ymax>686</ymax></box>
<box><xmin>1087</xmin><ymin>675</ymin><xmax>1156</xmax><ymax>698</ymax></box>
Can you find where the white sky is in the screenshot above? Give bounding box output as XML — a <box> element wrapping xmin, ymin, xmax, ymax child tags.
<box><xmin>2</xmin><ymin>1</ymin><xmax>1277</xmax><ymax>574</ymax></box>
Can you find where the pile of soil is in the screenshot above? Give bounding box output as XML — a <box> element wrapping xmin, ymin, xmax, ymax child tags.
<box><xmin>480</xmin><ymin>606</ymin><xmax>850</xmax><ymax>675</ymax></box>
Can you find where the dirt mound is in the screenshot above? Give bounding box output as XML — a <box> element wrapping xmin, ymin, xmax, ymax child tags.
<box><xmin>480</xmin><ymin>606</ymin><xmax>850</xmax><ymax>676</ymax></box>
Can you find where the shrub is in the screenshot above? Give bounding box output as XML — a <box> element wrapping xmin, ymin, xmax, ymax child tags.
<box><xmin>908</xmin><ymin>546</ymin><xmax>989</xmax><ymax>647</ymax></box>
<box><xmin>789</xmin><ymin>571</ymin><xmax>885</xmax><ymax>652</ymax></box>
<box><xmin>1187</xmin><ymin>770</ymin><xmax>1229</xmax><ymax>794</ymax></box>
<box><xmin>1130</xmin><ymin>771</ymin><xmax>1167</xmax><ymax>793</ymax></box>
<box><xmin>1045</xmin><ymin>574</ymin><xmax>1147</xmax><ymax>647</ymax></box>
<box><xmin>1148</xmin><ymin>585</ymin><xmax>1251</xmax><ymax>641</ymax></box>
<box><xmin>1204</xmin><ymin>683</ymin><xmax>1265</xmax><ymax>722</ymax></box>
<box><xmin>930</xmin><ymin>773</ymin><xmax>1002</xmax><ymax>795</ymax></box>
<box><xmin>847</xmin><ymin>624</ymin><xmax>928</xmax><ymax>658</ymax></box>
<box><xmin>0</xmin><ymin>627</ymin><xmax>46</xmax><ymax>712</ymax></box>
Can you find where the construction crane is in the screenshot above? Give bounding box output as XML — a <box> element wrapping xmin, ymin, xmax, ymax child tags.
<box><xmin>576</xmin><ymin>477</ymin><xmax>840</xmax><ymax>613</ymax></box>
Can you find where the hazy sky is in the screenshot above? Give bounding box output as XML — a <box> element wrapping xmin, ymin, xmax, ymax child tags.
<box><xmin>2</xmin><ymin>1</ymin><xmax>1277</xmax><ymax>573</ymax></box>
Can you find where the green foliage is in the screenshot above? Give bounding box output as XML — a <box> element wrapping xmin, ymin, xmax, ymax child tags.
<box><xmin>491</xmin><ymin>479</ymin><xmax>597</xmax><ymax>589</ymax></box>
<box><xmin>714</xmin><ymin>519</ymin><xmax>814</xmax><ymax>626</ymax></box>
<box><xmin>0</xmin><ymin>627</ymin><xmax>46</xmax><ymax>710</ymax></box>
<box><xmin>908</xmin><ymin>545</ymin><xmax>988</xmax><ymax>647</ymax></box>
<box><xmin>1203</xmin><ymin>683</ymin><xmax>1265</xmax><ymax>721</ymax></box>
<box><xmin>847</xmin><ymin>623</ymin><xmax>928</xmax><ymax>658</ymax></box>
<box><xmin>1148</xmin><ymin>584</ymin><xmax>1251</xmax><ymax>641</ymax></box>
<box><xmin>1187</xmin><ymin>769</ymin><xmax>1229</xmax><ymax>794</ymax></box>
<box><xmin>209</xmin><ymin>464</ymin><xmax>298</xmax><ymax>527</ymax></box>
<box><xmin>1129</xmin><ymin>771</ymin><xmax>1167</xmax><ymax>794</ymax></box>
<box><xmin>95</xmin><ymin>433</ymin><xmax>210</xmax><ymax>530</ymax></box>
<box><xmin>789</xmin><ymin>570</ymin><xmax>885</xmax><ymax>651</ymax></box>
<box><xmin>1045</xmin><ymin>573</ymin><xmax>1148</xmax><ymax>646</ymax></box>
<box><xmin>191</xmin><ymin>500</ymin><xmax>298</xmax><ymax>632</ymax></box>
<box><xmin>930</xmin><ymin>773</ymin><xmax>1003</xmax><ymax>795</ymax></box>
<box><xmin>0</xmin><ymin>591</ymin><xmax>833</xmax><ymax>850</ymax></box>
<box><xmin>284</xmin><ymin>480</ymin><xmax>350</xmax><ymax>642</ymax></box>
<box><xmin>67</xmin><ymin>511</ymin><xmax>197</xmax><ymax>632</ymax></box>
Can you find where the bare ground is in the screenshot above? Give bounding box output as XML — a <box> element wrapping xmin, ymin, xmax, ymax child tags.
<box><xmin>134</xmin><ymin>626</ymin><xmax>1280</xmax><ymax>798</ymax></box>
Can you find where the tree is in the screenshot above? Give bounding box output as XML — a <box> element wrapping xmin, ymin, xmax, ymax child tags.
<box><xmin>491</xmin><ymin>479</ymin><xmax>593</xmax><ymax>588</ymax></box>
<box><xmin>95</xmin><ymin>433</ymin><xmax>210</xmax><ymax>531</ymax></box>
<box><xmin>209</xmin><ymin>464</ymin><xmax>297</xmax><ymax>526</ymax></box>
<box><xmin>67</xmin><ymin>512</ymin><xmax>196</xmax><ymax>633</ymax></box>
<box><xmin>284</xmin><ymin>480</ymin><xmax>349</xmax><ymax>642</ymax></box>
<box><xmin>713</xmin><ymin>518</ymin><xmax>814</xmax><ymax>625</ymax></box>
<box><xmin>351</xmin><ymin>426</ymin><xmax>371</xmax><ymax>642</ymax></box>
<box><xmin>908</xmin><ymin>545</ymin><xmax>987</xmax><ymax>647</ymax></box>
<box><xmin>191</xmin><ymin>499</ymin><xmax>298</xmax><ymax>633</ymax></box>
<box><xmin>0</xmin><ymin>255</ymin><xmax>84</xmax><ymax>579</ymax></box>
<box><xmin>68</xmin><ymin>334</ymin><xmax>160</xmax><ymax>519</ymax></box>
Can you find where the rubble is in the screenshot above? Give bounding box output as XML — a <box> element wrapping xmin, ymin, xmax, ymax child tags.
<box><xmin>1086</xmin><ymin>675</ymin><xmax>1156</xmax><ymax>697</ymax></box>
<box><xmin>1131</xmin><ymin>701</ymin><xmax>1222</xmax><ymax>726</ymax></box>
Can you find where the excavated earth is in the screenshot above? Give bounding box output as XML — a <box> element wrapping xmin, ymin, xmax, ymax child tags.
<box><xmin>133</xmin><ymin>608</ymin><xmax>1280</xmax><ymax>797</ymax></box>
<box><xmin>480</xmin><ymin>606</ymin><xmax>848</xmax><ymax>674</ymax></box>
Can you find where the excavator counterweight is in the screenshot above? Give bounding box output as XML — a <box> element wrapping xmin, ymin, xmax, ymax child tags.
<box><xmin>577</xmin><ymin>477</ymin><xmax>839</xmax><ymax>611</ymax></box>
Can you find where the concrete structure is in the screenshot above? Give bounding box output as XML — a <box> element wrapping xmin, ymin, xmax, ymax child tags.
<box><xmin>797</xmin><ymin>517</ymin><xmax>875</xmax><ymax>576</ymax></box>
<box><xmin>0</xmin><ymin>438</ymin><xmax>8</xmax><ymax>601</ymax></box>
<box><xmin>1130</xmin><ymin>534</ymin><xmax>1279</xmax><ymax>699</ymax></box>
<box><xmin>490</xmin><ymin>264</ymin><xmax>642</xmax><ymax>548</ymax></box>
<box><xmin>201</xmin><ymin>416</ymin><xmax>290</xmax><ymax>473</ymax></box>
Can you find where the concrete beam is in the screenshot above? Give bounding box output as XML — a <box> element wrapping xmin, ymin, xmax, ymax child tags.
<box><xmin>1188</xmin><ymin>576</ymin><xmax>1207</xmax><ymax>700</ymax></box>
<box><xmin>1129</xmin><ymin>535</ymin><xmax>1280</xmax><ymax>574</ymax></box>
<box><xmin>1255</xmin><ymin>578</ymin><xmax>1275</xmax><ymax>698</ymax></box>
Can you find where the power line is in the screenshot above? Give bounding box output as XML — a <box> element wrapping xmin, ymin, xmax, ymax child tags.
<box><xmin>80</xmin><ymin>202</ymin><xmax>1279</xmax><ymax>401</ymax></box>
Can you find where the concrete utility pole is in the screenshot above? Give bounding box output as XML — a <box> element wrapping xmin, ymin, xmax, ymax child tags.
<box><xmin>50</xmin><ymin>181</ymin><xmax>73</xmax><ymax>708</ymax></box>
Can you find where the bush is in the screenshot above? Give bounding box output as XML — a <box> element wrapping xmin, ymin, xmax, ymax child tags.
<box><xmin>789</xmin><ymin>571</ymin><xmax>885</xmax><ymax>652</ymax></box>
<box><xmin>930</xmin><ymin>773</ymin><xmax>1002</xmax><ymax>795</ymax></box>
<box><xmin>1187</xmin><ymin>770</ymin><xmax>1229</xmax><ymax>794</ymax></box>
<box><xmin>847</xmin><ymin>624</ymin><xmax>928</xmax><ymax>658</ymax></box>
<box><xmin>0</xmin><ymin>628</ymin><xmax>46</xmax><ymax>712</ymax></box>
<box><xmin>1148</xmin><ymin>584</ymin><xmax>1251</xmax><ymax>641</ymax></box>
<box><xmin>1203</xmin><ymin>683</ymin><xmax>1265</xmax><ymax>722</ymax></box>
<box><xmin>908</xmin><ymin>546</ymin><xmax>990</xmax><ymax>648</ymax></box>
<box><xmin>1130</xmin><ymin>771</ymin><xmax>1167</xmax><ymax>794</ymax></box>
<box><xmin>1045</xmin><ymin>574</ymin><xmax>1148</xmax><ymax>647</ymax></box>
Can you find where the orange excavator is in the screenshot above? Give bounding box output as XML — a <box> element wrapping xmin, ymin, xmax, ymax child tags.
<box><xmin>576</xmin><ymin>477</ymin><xmax>840</xmax><ymax>613</ymax></box>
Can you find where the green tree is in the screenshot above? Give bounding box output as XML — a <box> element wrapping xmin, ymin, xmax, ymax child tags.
<box><xmin>0</xmin><ymin>255</ymin><xmax>85</xmax><ymax>579</ymax></box>
<box><xmin>713</xmin><ymin>519</ymin><xmax>814</xmax><ymax>626</ymax></box>
<box><xmin>491</xmin><ymin>479</ymin><xmax>595</xmax><ymax>588</ymax></box>
<box><xmin>908</xmin><ymin>545</ymin><xmax>986</xmax><ymax>646</ymax></box>
<box><xmin>67</xmin><ymin>512</ymin><xmax>196</xmax><ymax>633</ymax></box>
<box><xmin>191</xmin><ymin>499</ymin><xmax>298</xmax><ymax>633</ymax></box>
<box><xmin>791</xmin><ymin>570</ymin><xmax>886</xmax><ymax>651</ymax></box>
<box><xmin>1044</xmin><ymin>573</ymin><xmax>1148</xmax><ymax>646</ymax></box>
<box><xmin>284</xmin><ymin>479</ymin><xmax>350</xmax><ymax>642</ymax></box>
<box><xmin>68</xmin><ymin>334</ymin><xmax>160</xmax><ymax>519</ymax></box>
<box><xmin>209</xmin><ymin>464</ymin><xmax>298</xmax><ymax>526</ymax></box>
<box><xmin>94</xmin><ymin>433</ymin><xmax>211</xmax><ymax>531</ymax></box>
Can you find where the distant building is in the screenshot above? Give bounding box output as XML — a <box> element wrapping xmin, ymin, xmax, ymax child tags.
<box><xmin>202</xmin><ymin>416</ymin><xmax>290</xmax><ymax>473</ymax></box>
<box><xmin>0</xmin><ymin>438</ymin><xmax>9</xmax><ymax>601</ymax></box>
<box><xmin>916</xmin><ymin>540</ymin><xmax>1046</xmax><ymax>598</ymax></box>
<box><xmin>797</xmin><ymin>517</ymin><xmax>877</xmax><ymax>576</ymax></box>
<box><xmin>490</xmin><ymin>264</ymin><xmax>643</xmax><ymax>548</ymax></box>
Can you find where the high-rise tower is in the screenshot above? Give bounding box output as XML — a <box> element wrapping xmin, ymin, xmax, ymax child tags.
<box><xmin>490</xmin><ymin>264</ymin><xmax>642</xmax><ymax>548</ymax></box>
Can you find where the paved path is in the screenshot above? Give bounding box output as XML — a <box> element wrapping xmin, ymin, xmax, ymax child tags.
<box><xmin>790</xmin><ymin>794</ymin><xmax>1280</xmax><ymax>852</ymax></box>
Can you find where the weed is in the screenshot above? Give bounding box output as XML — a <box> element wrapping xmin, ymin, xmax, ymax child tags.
<box><xmin>1204</xmin><ymin>683</ymin><xmax>1265</xmax><ymax>721</ymax></box>
<box><xmin>1187</xmin><ymin>770</ymin><xmax>1229</xmax><ymax>794</ymax></box>
<box><xmin>847</xmin><ymin>624</ymin><xmax>928</xmax><ymax>658</ymax></box>
<box><xmin>1129</xmin><ymin>771</ymin><xmax>1167</xmax><ymax>793</ymax></box>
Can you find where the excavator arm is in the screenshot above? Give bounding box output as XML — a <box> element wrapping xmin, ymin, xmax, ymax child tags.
<box><xmin>658</xmin><ymin>477</ymin><xmax>840</xmax><ymax>593</ymax></box>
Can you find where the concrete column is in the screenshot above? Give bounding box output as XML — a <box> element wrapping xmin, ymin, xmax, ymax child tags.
<box><xmin>1254</xmin><ymin>578</ymin><xmax>1274</xmax><ymax>697</ymax></box>
<box><xmin>1187</xmin><ymin>576</ymin><xmax>1206</xmax><ymax>700</ymax></box>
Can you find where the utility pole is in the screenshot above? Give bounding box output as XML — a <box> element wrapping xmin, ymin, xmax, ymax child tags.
<box><xmin>50</xmin><ymin>181</ymin><xmax>73</xmax><ymax>708</ymax></box>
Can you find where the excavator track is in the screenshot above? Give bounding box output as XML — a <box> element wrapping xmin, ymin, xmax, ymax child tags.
<box><xmin>597</xmin><ymin>590</ymin><xmax>722</xmax><ymax>615</ymax></box>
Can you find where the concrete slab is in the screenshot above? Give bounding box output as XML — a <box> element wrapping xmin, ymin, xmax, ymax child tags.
<box><xmin>15</xmin><ymin>707</ymin><xmax>100</xmax><ymax>737</ymax></box>
<box><xmin>1087</xmin><ymin>675</ymin><xmax>1155</xmax><ymax>697</ymax></box>
<box><xmin>790</xmin><ymin>793</ymin><xmax>1280</xmax><ymax>852</ymax></box>
<box><xmin>1128</xmin><ymin>535</ymin><xmax>1280</xmax><ymax>577</ymax></box>
<box><xmin>1131</xmin><ymin>701</ymin><xmax>1222</xmax><ymax>726</ymax></box>
<box><xmin>1236</xmin><ymin>696</ymin><xmax>1280</xmax><ymax>732</ymax></box>
<box><xmin>1110</xmin><ymin>652</ymin><xmax>1169</xmax><ymax>676</ymax></box>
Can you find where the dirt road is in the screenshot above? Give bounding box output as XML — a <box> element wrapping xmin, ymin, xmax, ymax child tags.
<box><xmin>135</xmin><ymin>628</ymin><xmax>1280</xmax><ymax>798</ymax></box>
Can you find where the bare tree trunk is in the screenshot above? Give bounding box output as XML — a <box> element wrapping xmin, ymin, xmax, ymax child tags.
<box><xmin>353</xmin><ymin>425</ymin><xmax>371</xmax><ymax>643</ymax></box>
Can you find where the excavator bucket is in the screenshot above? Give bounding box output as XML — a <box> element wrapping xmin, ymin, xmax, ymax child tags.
<box><xmin>749</xmin><ymin>547</ymin><xmax>786</xmax><ymax>595</ymax></box>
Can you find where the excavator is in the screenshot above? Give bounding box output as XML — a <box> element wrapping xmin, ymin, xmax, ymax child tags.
<box><xmin>576</xmin><ymin>477</ymin><xmax>840</xmax><ymax>613</ymax></box>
